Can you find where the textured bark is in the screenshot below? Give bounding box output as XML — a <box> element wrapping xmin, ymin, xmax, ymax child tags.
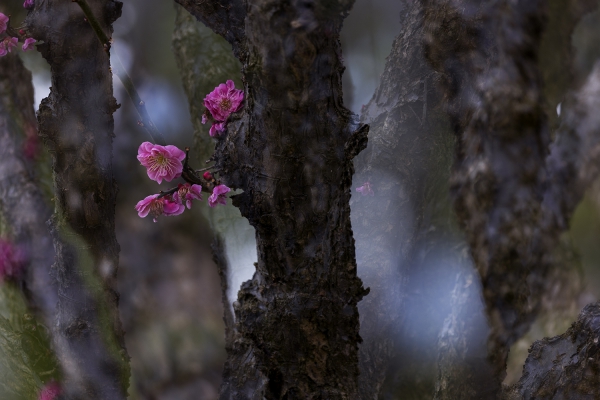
<box><xmin>351</xmin><ymin>2</ymin><xmax>455</xmax><ymax>398</ymax></box>
<box><xmin>421</xmin><ymin>0</ymin><xmax>549</xmax><ymax>388</ymax></box>
<box><xmin>509</xmin><ymin>301</ymin><xmax>600</xmax><ymax>399</ymax></box>
<box><xmin>24</xmin><ymin>1</ymin><xmax>130</xmax><ymax>398</ymax></box>
<box><xmin>422</xmin><ymin>0</ymin><xmax>600</xmax><ymax>397</ymax></box>
<box><xmin>176</xmin><ymin>0</ymin><xmax>368</xmax><ymax>398</ymax></box>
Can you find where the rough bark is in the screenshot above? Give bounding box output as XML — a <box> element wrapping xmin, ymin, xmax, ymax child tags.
<box><xmin>176</xmin><ymin>0</ymin><xmax>368</xmax><ymax>398</ymax></box>
<box><xmin>508</xmin><ymin>301</ymin><xmax>600</xmax><ymax>399</ymax></box>
<box><xmin>421</xmin><ymin>0</ymin><xmax>550</xmax><ymax>388</ymax></box>
<box><xmin>350</xmin><ymin>1</ymin><xmax>456</xmax><ymax>398</ymax></box>
<box><xmin>24</xmin><ymin>0</ymin><xmax>130</xmax><ymax>398</ymax></box>
<box><xmin>422</xmin><ymin>0</ymin><xmax>600</xmax><ymax>396</ymax></box>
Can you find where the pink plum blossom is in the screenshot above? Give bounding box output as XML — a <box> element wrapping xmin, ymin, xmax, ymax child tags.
<box><xmin>208</xmin><ymin>184</ymin><xmax>230</xmax><ymax>208</ymax></box>
<box><xmin>0</xmin><ymin>238</ymin><xmax>25</xmax><ymax>281</ymax></box>
<box><xmin>173</xmin><ymin>183</ymin><xmax>202</xmax><ymax>209</ymax></box>
<box><xmin>204</xmin><ymin>80</ymin><xmax>244</xmax><ymax>122</ymax></box>
<box><xmin>0</xmin><ymin>13</ymin><xmax>8</xmax><ymax>34</ymax></box>
<box><xmin>0</xmin><ymin>37</ymin><xmax>18</xmax><ymax>57</ymax></box>
<box><xmin>5</xmin><ymin>37</ymin><xmax>17</xmax><ymax>52</ymax></box>
<box><xmin>209</xmin><ymin>121</ymin><xmax>226</xmax><ymax>137</ymax></box>
<box><xmin>23</xmin><ymin>0</ymin><xmax>34</xmax><ymax>8</ymax></box>
<box><xmin>38</xmin><ymin>381</ymin><xmax>61</xmax><ymax>400</ymax></box>
<box><xmin>135</xmin><ymin>194</ymin><xmax>184</xmax><ymax>222</ymax></box>
<box><xmin>356</xmin><ymin>181</ymin><xmax>374</xmax><ymax>196</ymax></box>
<box><xmin>22</xmin><ymin>37</ymin><xmax>36</xmax><ymax>51</ymax></box>
<box><xmin>137</xmin><ymin>142</ymin><xmax>186</xmax><ymax>184</ymax></box>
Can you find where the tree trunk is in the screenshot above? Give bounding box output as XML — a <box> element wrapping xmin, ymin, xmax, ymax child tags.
<box><xmin>25</xmin><ymin>0</ymin><xmax>130</xmax><ymax>398</ymax></box>
<box><xmin>175</xmin><ymin>1</ymin><xmax>368</xmax><ymax>398</ymax></box>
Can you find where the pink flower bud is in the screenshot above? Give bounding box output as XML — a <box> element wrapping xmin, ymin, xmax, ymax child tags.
<box><xmin>203</xmin><ymin>171</ymin><xmax>213</xmax><ymax>181</ymax></box>
<box><xmin>23</xmin><ymin>0</ymin><xmax>34</xmax><ymax>9</ymax></box>
<box><xmin>209</xmin><ymin>121</ymin><xmax>226</xmax><ymax>137</ymax></box>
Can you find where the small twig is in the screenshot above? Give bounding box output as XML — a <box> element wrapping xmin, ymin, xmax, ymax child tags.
<box><xmin>72</xmin><ymin>0</ymin><xmax>110</xmax><ymax>49</ymax></box>
<box><xmin>112</xmin><ymin>54</ymin><xmax>167</xmax><ymax>146</ymax></box>
<box><xmin>157</xmin><ymin>187</ymin><xmax>178</xmax><ymax>199</ymax></box>
<box><xmin>181</xmin><ymin>147</ymin><xmax>205</xmax><ymax>186</ymax></box>
<box><xmin>195</xmin><ymin>165</ymin><xmax>215</xmax><ymax>173</ymax></box>
<box><xmin>73</xmin><ymin>0</ymin><xmax>167</xmax><ymax>146</ymax></box>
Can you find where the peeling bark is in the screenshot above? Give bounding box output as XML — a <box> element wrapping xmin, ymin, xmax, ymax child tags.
<box><xmin>24</xmin><ymin>0</ymin><xmax>130</xmax><ymax>398</ymax></box>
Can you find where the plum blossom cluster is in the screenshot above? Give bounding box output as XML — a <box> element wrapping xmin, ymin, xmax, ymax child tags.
<box><xmin>0</xmin><ymin>10</ymin><xmax>37</xmax><ymax>57</ymax></box>
<box><xmin>135</xmin><ymin>142</ymin><xmax>230</xmax><ymax>222</ymax></box>
<box><xmin>0</xmin><ymin>238</ymin><xmax>25</xmax><ymax>281</ymax></box>
<box><xmin>202</xmin><ymin>80</ymin><xmax>244</xmax><ymax>137</ymax></box>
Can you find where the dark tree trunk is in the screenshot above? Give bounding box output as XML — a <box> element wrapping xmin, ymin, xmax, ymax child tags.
<box><xmin>421</xmin><ymin>1</ymin><xmax>550</xmax><ymax>392</ymax></box>
<box><xmin>421</xmin><ymin>0</ymin><xmax>600</xmax><ymax>397</ymax></box>
<box><xmin>24</xmin><ymin>1</ymin><xmax>130</xmax><ymax>398</ymax></box>
<box><xmin>175</xmin><ymin>0</ymin><xmax>368</xmax><ymax>398</ymax></box>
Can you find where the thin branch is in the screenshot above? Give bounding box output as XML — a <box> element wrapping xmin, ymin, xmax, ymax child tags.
<box><xmin>73</xmin><ymin>0</ymin><xmax>167</xmax><ymax>146</ymax></box>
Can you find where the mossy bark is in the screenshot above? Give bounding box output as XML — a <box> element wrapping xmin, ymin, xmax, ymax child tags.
<box><xmin>25</xmin><ymin>0</ymin><xmax>130</xmax><ymax>398</ymax></box>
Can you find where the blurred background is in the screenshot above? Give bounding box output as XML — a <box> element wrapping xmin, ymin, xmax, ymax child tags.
<box><xmin>1</xmin><ymin>0</ymin><xmax>600</xmax><ymax>398</ymax></box>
